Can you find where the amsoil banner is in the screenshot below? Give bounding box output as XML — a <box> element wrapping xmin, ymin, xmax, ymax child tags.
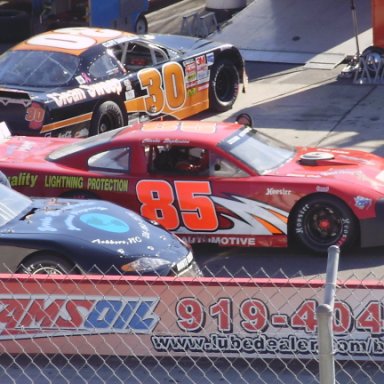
<box><xmin>0</xmin><ymin>274</ymin><xmax>382</xmax><ymax>360</ymax></box>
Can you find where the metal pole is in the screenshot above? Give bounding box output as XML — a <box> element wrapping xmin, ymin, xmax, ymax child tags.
<box><xmin>317</xmin><ymin>304</ymin><xmax>335</xmax><ymax>384</ymax></box>
<box><xmin>317</xmin><ymin>245</ymin><xmax>340</xmax><ymax>384</ymax></box>
<box><xmin>350</xmin><ymin>0</ymin><xmax>361</xmax><ymax>57</ymax></box>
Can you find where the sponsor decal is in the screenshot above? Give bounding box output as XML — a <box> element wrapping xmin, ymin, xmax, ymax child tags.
<box><xmin>25</xmin><ymin>102</ymin><xmax>45</xmax><ymax>129</ymax></box>
<box><xmin>125</xmin><ymin>90</ymin><xmax>135</xmax><ymax>100</ymax></box>
<box><xmin>181</xmin><ymin>235</ymin><xmax>257</xmax><ymax>247</ymax></box>
<box><xmin>0</xmin><ymin>295</ymin><xmax>160</xmax><ymax>339</ymax></box>
<box><xmin>0</xmin><ymin>289</ymin><xmax>382</xmax><ymax>360</ymax></box>
<box><xmin>187</xmin><ymin>88</ymin><xmax>197</xmax><ymax>96</ymax></box>
<box><xmin>48</xmin><ymin>79</ymin><xmax>123</xmax><ymax>108</ymax></box>
<box><xmin>45</xmin><ymin>175</ymin><xmax>84</xmax><ymax>189</ymax></box>
<box><xmin>76</xmin><ymin>75</ymin><xmax>86</xmax><ymax>85</ymax></box>
<box><xmin>195</xmin><ymin>55</ymin><xmax>207</xmax><ymax>66</ymax></box>
<box><xmin>354</xmin><ymin>196</ymin><xmax>372</xmax><ymax>210</ymax></box>
<box><xmin>80</xmin><ymin>213</ymin><xmax>130</xmax><ymax>233</ymax></box>
<box><xmin>151</xmin><ymin>296</ymin><xmax>384</xmax><ymax>358</ymax></box>
<box><xmin>92</xmin><ymin>236</ymin><xmax>142</xmax><ymax>245</ymax></box>
<box><xmin>86</xmin><ymin>177</ymin><xmax>128</xmax><ymax>192</ymax></box>
<box><xmin>9</xmin><ymin>172</ymin><xmax>38</xmax><ymax>188</ymax></box>
<box><xmin>38</xmin><ymin>203</ymin><xmax>108</xmax><ymax>232</ymax></box>
<box><xmin>47</xmin><ymin>88</ymin><xmax>87</xmax><ymax>107</ymax></box>
<box><xmin>265</xmin><ymin>188</ymin><xmax>291</xmax><ymax>196</ymax></box>
<box><xmin>206</xmin><ymin>52</ymin><xmax>214</xmax><ymax>66</ymax></box>
<box><xmin>9</xmin><ymin>173</ymin><xmax>128</xmax><ymax>192</ymax></box>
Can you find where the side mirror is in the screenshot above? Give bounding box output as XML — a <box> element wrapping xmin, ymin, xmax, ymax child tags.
<box><xmin>235</xmin><ymin>113</ymin><xmax>253</xmax><ymax>127</ymax></box>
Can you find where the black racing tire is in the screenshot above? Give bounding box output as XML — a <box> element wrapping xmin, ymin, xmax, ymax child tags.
<box><xmin>90</xmin><ymin>101</ymin><xmax>125</xmax><ymax>136</ymax></box>
<box><xmin>135</xmin><ymin>15</ymin><xmax>148</xmax><ymax>34</ymax></box>
<box><xmin>209</xmin><ymin>59</ymin><xmax>240</xmax><ymax>112</ymax></box>
<box><xmin>0</xmin><ymin>9</ymin><xmax>30</xmax><ymax>43</ymax></box>
<box><xmin>291</xmin><ymin>194</ymin><xmax>358</xmax><ymax>254</ymax></box>
<box><xmin>18</xmin><ymin>254</ymin><xmax>76</xmax><ymax>275</ymax></box>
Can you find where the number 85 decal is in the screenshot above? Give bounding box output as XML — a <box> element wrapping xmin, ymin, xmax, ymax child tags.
<box><xmin>136</xmin><ymin>180</ymin><xmax>219</xmax><ymax>231</ymax></box>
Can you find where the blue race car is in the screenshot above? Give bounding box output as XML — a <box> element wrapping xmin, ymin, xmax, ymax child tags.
<box><xmin>0</xmin><ymin>183</ymin><xmax>199</xmax><ymax>276</ymax></box>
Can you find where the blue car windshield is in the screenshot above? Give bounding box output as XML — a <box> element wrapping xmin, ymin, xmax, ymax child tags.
<box><xmin>219</xmin><ymin>126</ymin><xmax>295</xmax><ymax>174</ymax></box>
<box><xmin>0</xmin><ymin>50</ymin><xmax>79</xmax><ymax>87</ymax></box>
<box><xmin>0</xmin><ymin>184</ymin><xmax>31</xmax><ymax>226</ymax></box>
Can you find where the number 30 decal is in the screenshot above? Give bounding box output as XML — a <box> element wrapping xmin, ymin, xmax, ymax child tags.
<box><xmin>136</xmin><ymin>180</ymin><xmax>218</xmax><ymax>231</ymax></box>
<box><xmin>137</xmin><ymin>62</ymin><xmax>186</xmax><ymax>115</ymax></box>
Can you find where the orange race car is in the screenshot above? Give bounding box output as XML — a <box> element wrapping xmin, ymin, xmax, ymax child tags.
<box><xmin>0</xmin><ymin>27</ymin><xmax>245</xmax><ymax>138</ymax></box>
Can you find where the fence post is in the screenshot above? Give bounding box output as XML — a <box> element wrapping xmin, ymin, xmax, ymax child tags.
<box><xmin>317</xmin><ymin>245</ymin><xmax>340</xmax><ymax>384</ymax></box>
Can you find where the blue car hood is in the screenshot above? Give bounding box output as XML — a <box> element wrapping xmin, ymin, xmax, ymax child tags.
<box><xmin>4</xmin><ymin>198</ymin><xmax>188</xmax><ymax>261</ymax></box>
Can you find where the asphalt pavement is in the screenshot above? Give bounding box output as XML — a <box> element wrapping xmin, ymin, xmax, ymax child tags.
<box><xmin>148</xmin><ymin>0</ymin><xmax>384</xmax><ymax>159</ymax></box>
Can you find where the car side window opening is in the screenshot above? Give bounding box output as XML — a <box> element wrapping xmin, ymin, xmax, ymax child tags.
<box><xmin>112</xmin><ymin>41</ymin><xmax>168</xmax><ymax>70</ymax></box>
<box><xmin>88</xmin><ymin>147</ymin><xmax>130</xmax><ymax>172</ymax></box>
<box><xmin>148</xmin><ymin>145</ymin><xmax>210</xmax><ymax>176</ymax></box>
<box><xmin>211</xmin><ymin>155</ymin><xmax>248</xmax><ymax>178</ymax></box>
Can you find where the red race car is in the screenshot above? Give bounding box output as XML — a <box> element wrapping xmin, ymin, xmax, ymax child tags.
<box><xmin>1</xmin><ymin>116</ymin><xmax>384</xmax><ymax>253</ymax></box>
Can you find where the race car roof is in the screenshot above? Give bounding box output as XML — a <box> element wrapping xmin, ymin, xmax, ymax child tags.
<box><xmin>115</xmin><ymin>120</ymin><xmax>245</xmax><ymax>147</ymax></box>
<box><xmin>12</xmin><ymin>27</ymin><xmax>136</xmax><ymax>56</ymax></box>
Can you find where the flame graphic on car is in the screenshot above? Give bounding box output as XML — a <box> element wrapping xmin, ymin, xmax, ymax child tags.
<box><xmin>211</xmin><ymin>195</ymin><xmax>289</xmax><ymax>235</ymax></box>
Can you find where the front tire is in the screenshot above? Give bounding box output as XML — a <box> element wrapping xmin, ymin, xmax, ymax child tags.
<box><xmin>18</xmin><ymin>254</ymin><xmax>76</xmax><ymax>275</ymax></box>
<box><xmin>291</xmin><ymin>195</ymin><xmax>357</xmax><ymax>253</ymax></box>
<box><xmin>209</xmin><ymin>59</ymin><xmax>240</xmax><ymax>112</ymax></box>
<box><xmin>90</xmin><ymin>101</ymin><xmax>125</xmax><ymax>136</ymax></box>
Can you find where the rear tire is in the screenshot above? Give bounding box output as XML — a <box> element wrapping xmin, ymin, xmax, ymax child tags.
<box><xmin>209</xmin><ymin>59</ymin><xmax>240</xmax><ymax>112</ymax></box>
<box><xmin>90</xmin><ymin>101</ymin><xmax>125</xmax><ymax>136</ymax></box>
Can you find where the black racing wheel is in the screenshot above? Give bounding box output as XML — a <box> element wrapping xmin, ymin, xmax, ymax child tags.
<box><xmin>291</xmin><ymin>194</ymin><xmax>358</xmax><ymax>253</ymax></box>
<box><xmin>18</xmin><ymin>254</ymin><xmax>76</xmax><ymax>275</ymax></box>
<box><xmin>90</xmin><ymin>101</ymin><xmax>125</xmax><ymax>136</ymax></box>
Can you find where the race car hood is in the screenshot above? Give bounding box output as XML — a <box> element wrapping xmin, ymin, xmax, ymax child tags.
<box><xmin>272</xmin><ymin>147</ymin><xmax>384</xmax><ymax>186</ymax></box>
<box><xmin>4</xmin><ymin>199</ymin><xmax>188</xmax><ymax>262</ymax></box>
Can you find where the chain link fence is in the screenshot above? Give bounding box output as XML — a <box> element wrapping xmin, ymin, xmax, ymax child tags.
<box><xmin>0</xmin><ymin>247</ymin><xmax>383</xmax><ymax>383</ymax></box>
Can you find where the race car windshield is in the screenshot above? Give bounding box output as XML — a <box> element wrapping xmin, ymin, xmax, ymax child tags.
<box><xmin>0</xmin><ymin>184</ymin><xmax>31</xmax><ymax>226</ymax></box>
<box><xmin>219</xmin><ymin>126</ymin><xmax>295</xmax><ymax>174</ymax></box>
<box><xmin>0</xmin><ymin>50</ymin><xmax>79</xmax><ymax>87</ymax></box>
